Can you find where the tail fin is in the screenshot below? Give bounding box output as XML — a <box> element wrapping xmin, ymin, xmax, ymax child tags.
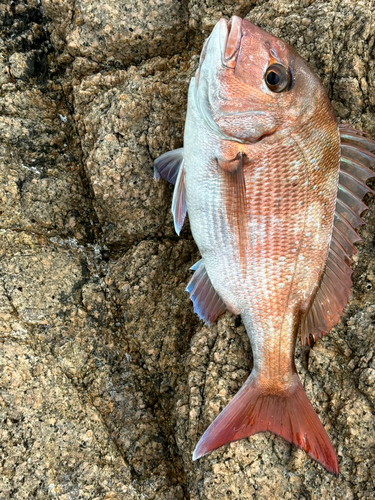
<box><xmin>193</xmin><ymin>374</ymin><xmax>338</xmax><ymax>475</ymax></box>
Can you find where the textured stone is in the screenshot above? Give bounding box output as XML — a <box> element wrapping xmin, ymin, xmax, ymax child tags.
<box><xmin>42</xmin><ymin>0</ymin><xmax>189</xmax><ymax>71</ymax></box>
<box><xmin>0</xmin><ymin>341</ymin><xmax>139</xmax><ymax>500</ymax></box>
<box><xmin>8</xmin><ymin>51</ymin><xmax>36</xmax><ymax>79</ymax></box>
<box><xmin>73</xmin><ymin>56</ymin><xmax>196</xmax><ymax>244</ymax></box>
<box><xmin>0</xmin><ymin>0</ymin><xmax>375</xmax><ymax>498</ymax></box>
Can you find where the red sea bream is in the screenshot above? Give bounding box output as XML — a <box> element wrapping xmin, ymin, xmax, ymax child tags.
<box><xmin>154</xmin><ymin>16</ymin><xmax>375</xmax><ymax>475</ymax></box>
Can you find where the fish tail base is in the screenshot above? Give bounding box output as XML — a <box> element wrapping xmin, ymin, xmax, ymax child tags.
<box><xmin>193</xmin><ymin>373</ymin><xmax>338</xmax><ymax>475</ymax></box>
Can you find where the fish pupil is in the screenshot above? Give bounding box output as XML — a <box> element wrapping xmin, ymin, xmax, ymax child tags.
<box><xmin>267</xmin><ymin>71</ymin><xmax>280</xmax><ymax>85</ymax></box>
<box><xmin>264</xmin><ymin>64</ymin><xmax>290</xmax><ymax>92</ymax></box>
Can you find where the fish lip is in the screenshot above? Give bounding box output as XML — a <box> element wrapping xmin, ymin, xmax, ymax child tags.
<box><xmin>195</xmin><ymin>17</ymin><xmax>241</xmax><ymax>89</ymax></box>
<box><xmin>197</xmin><ymin>17</ymin><xmax>242</xmax><ymax>75</ymax></box>
<box><xmin>222</xmin><ymin>16</ymin><xmax>242</xmax><ymax>69</ymax></box>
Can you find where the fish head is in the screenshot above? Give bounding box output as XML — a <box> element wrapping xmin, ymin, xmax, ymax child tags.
<box><xmin>194</xmin><ymin>17</ymin><xmax>329</xmax><ymax>144</ymax></box>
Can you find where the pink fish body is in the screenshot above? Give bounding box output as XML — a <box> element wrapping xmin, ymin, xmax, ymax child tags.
<box><xmin>154</xmin><ymin>17</ymin><xmax>375</xmax><ymax>475</ymax></box>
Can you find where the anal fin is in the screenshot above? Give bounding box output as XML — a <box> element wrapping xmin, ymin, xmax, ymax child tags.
<box><xmin>186</xmin><ymin>260</ymin><xmax>226</xmax><ymax>325</ymax></box>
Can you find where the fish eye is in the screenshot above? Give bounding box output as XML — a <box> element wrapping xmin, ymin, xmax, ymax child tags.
<box><xmin>265</xmin><ymin>64</ymin><xmax>290</xmax><ymax>93</ymax></box>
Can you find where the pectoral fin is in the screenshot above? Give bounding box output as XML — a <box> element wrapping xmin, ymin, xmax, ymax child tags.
<box><xmin>219</xmin><ymin>153</ymin><xmax>248</xmax><ymax>276</ymax></box>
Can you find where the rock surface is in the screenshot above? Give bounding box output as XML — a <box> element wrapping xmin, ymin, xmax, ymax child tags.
<box><xmin>0</xmin><ymin>0</ymin><xmax>374</xmax><ymax>499</ymax></box>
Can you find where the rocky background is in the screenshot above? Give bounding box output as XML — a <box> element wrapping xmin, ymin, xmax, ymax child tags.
<box><xmin>0</xmin><ymin>0</ymin><xmax>374</xmax><ymax>498</ymax></box>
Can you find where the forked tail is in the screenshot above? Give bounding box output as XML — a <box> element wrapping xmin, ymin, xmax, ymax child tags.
<box><xmin>193</xmin><ymin>373</ymin><xmax>338</xmax><ymax>475</ymax></box>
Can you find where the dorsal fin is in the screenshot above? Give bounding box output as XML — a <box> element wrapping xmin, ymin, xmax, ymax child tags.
<box><xmin>154</xmin><ymin>148</ymin><xmax>184</xmax><ymax>185</ymax></box>
<box><xmin>301</xmin><ymin>125</ymin><xmax>375</xmax><ymax>345</ymax></box>
<box><xmin>186</xmin><ymin>259</ymin><xmax>227</xmax><ymax>325</ymax></box>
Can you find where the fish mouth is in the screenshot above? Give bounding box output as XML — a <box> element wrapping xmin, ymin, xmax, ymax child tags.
<box><xmin>223</xmin><ymin>16</ymin><xmax>242</xmax><ymax>69</ymax></box>
<box><xmin>195</xmin><ymin>17</ymin><xmax>242</xmax><ymax>88</ymax></box>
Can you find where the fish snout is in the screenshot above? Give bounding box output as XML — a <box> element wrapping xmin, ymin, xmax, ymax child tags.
<box><xmin>223</xmin><ymin>16</ymin><xmax>242</xmax><ymax>69</ymax></box>
<box><xmin>195</xmin><ymin>17</ymin><xmax>242</xmax><ymax>89</ymax></box>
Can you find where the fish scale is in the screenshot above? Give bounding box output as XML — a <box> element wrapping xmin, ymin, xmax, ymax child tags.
<box><xmin>243</xmin><ymin>146</ymin><xmax>311</xmax><ymax>381</ymax></box>
<box><xmin>154</xmin><ymin>16</ymin><xmax>375</xmax><ymax>475</ymax></box>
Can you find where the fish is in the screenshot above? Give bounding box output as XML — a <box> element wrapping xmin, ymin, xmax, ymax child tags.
<box><xmin>154</xmin><ymin>16</ymin><xmax>375</xmax><ymax>475</ymax></box>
